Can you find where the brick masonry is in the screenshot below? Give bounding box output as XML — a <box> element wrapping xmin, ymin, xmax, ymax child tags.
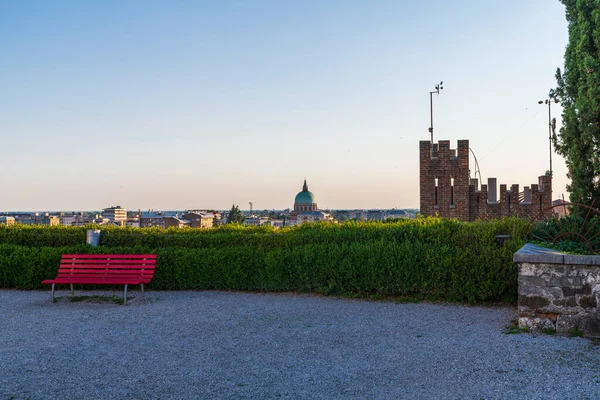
<box><xmin>420</xmin><ymin>140</ymin><xmax>553</xmax><ymax>221</ymax></box>
<box><xmin>515</xmin><ymin>244</ymin><xmax>600</xmax><ymax>337</ymax></box>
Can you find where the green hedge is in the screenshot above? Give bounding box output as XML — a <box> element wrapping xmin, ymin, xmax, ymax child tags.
<box><xmin>0</xmin><ymin>217</ymin><xmax>531</xmax><ymax>303</ymax></box>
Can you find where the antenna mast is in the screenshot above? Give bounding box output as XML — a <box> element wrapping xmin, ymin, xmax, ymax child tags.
<box><xmin>538</xmin><ymin>97</ymin><xmax>559</xmax><ymax>180</ymax></box>
<box><xmin>428</xmin><ymin>81</ymin><xmax>443</xmax><ymax>157</ymax></box>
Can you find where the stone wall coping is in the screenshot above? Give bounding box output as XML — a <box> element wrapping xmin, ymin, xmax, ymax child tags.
<box><xmin>514</xmin><ymin>243</ymin><xmax>600</xmax><ymax>264</ymax></box>
<box><xmin>564</xmin><ymin>254</ymin><xmax>600</xmax><ymax>265</ymax></box>
<box><xmin>513</xmin><ymin>243</ymin><xmax>564</xmax><ymax>263</ymax></box>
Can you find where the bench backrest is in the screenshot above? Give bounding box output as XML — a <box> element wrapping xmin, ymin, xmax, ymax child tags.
<box><xmin>58</xmin><ymin>254</ymin><xmax>156</xmax><ymax>283</ymax></box>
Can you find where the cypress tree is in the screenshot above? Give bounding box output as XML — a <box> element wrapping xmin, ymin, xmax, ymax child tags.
<box><xmin>553</xmin><ymin>0</ymin><xmax>600</xmax><ymax>206</ymax></box>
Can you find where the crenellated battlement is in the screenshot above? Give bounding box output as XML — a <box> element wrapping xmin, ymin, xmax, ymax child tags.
<box><xmin>419</xmin><ymin>139</ymin><xmax>553</xmax><ymax>221</ymax></box>
<box><xmin>469</xmin><ymin>175</ymin><xmax>552</xmax><ymax>220</ymax></box>
<box><xmin>419</xmin><ymin>140</ymin><xmax>469</xmax><ymax>162</ymax></box>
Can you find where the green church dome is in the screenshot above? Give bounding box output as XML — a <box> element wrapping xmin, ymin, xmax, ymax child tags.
<box><xmin>295</xmin><ymin>179</ymin><xmax>316</xmax><ymax>204</ymax></box>
<box><xmin>295</xmin><ymin>190</ymin><xmax>316</xmax><ymax>204</ymax></box>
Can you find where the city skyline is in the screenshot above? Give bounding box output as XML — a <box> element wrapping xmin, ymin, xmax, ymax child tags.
<box><xmin>1</xmin><ymin>1</ymin><xmax>569</xmax><ymax>210</ymax></box>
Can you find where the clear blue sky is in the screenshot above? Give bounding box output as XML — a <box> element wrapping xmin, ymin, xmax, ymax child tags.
<box><xmin>0</xmin><ymin>0</ymin><xmax>569</xmax><ymax>211</ymax></box>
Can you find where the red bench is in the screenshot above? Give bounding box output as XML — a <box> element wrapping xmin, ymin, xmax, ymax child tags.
<box><xmin>42</xmin><ymin>254</ymin><xmax>156</xmax><ymax>305</ymax></box>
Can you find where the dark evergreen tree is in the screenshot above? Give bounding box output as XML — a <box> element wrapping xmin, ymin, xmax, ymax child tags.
<box><xmin>553</xmin><ymin>0</ymin><xmax>600</xmax><ymax>206</ymax></box>
<box><xmin>227</xmin><ymin>204</ymin><xmax>245</xmax><ymax>224</ymax></box>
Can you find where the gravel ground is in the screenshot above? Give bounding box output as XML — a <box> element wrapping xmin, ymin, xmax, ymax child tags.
<box><xmin>1</xmin><ymin>290</ymin><xmax>600</xmax><ymax>400</ymax></box>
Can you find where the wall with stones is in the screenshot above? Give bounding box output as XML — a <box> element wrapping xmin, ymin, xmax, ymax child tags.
<box><xmin>515</xmin><ymin>243</ymin><xmax>600</xmax><ymax>337</ymax></box>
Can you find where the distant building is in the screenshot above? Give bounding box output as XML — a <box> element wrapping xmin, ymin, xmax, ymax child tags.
<box><xmin>270</xmin><ymin>219</ymin><xmax>286</xmax><ymax>228</ymax></box>
<box><xmin>102</xmin><ymin>206</ymin><xmax>127</xmax><ymax>222</ymax></box>
<box><xmin>137</xmin><ymin>211</ymin><xmax>211</xmax><ymax>229</ymax></box>
<box><xmin>7</xmin><ymin>213</ymin><xmax>31</xmax><ymax>224</ymax></box>
<box><xmin>62</xmin><ymin>212</ymin><xmax>95</xmax><ymax>226</ymax></box>
<box><xmin>284</xmin><ymin>179</ymin><xmax>337</xmax><ymax>224</ymax></box>
<box><xmin>385</xmin><ymin>209</ymin><xmax>408</xmax><ymax>220</ymax></box>
<box><xmin>244</xmin><ymin>217</ymin><xmax>270</xmax><ymax>226</ymax></box>
<box><xmin>139</xmin><ymin>213</ymin><xmax>165</xmax><ymax>228</ymax></box>
<box><xmin>332</xmin><ymin>210</ymin><xmax>350</xmax><ymax>221</ymax></box>
<box><xmin>0</xmin><ymin>216</ymin><xmax>15</xmax><ymax>226</ymax></box>
<box><xmin>15</xmin><ymin>213</ymin><xmax>60</xmax><ymax>226</ymax></box>
<box><xmin>289</xmin><ymin>179</ymin><xmax>320</xmax><ymax>221</ymax></box>
<box><xmin>42</xmin><ymin>216</ymin><xmax>60</xmax><ymax>226</ymax></box>
<box><xmin>214</xmin><ymin>218</ymin><xmax>227</xmax><ymax>226</ymax></box>
<box><xmin>367</xmin><ymin>210</ymin><xmax>385</xmax><ymax>221</ymax></box>
<box><xmin>12</xmin><ymin>213</ymin><xmax>37</xmax><ymax>225</ymax></box>
<box><xmin>72</xmin><ymin>213</ymin><xmax>96</xmax><ymax>226</ymax></box>
<box><xmin>348</xmin><ymin>210</ymin><xmax>366</xmax><ymax>220</ymax></box>
<box><xmin>552</xmin><ymin>199</ymin><xmax>570</xmax><ymax>218</ymax></box>
<box><xmin>182</xmin><ymin>211</ymin><xmax>214</xmax><ymax>229</ymax></box>
<box><xmin>164</xmin><ymin>217</ymin><xmax>191</xmax><ymax>228</ymax></box>
<box><xmin>126</xmin><ymin>218</ymin><xmax>140</xmax><ymax>228</ymax></box>
<box><xmin>297</xmin><ymin>211</ymin><xmax>334</xmax><ymax>224</ymax></box>
<box><xmin>293</xmin><ymin>179</ymin><xmax>318</xmax><ymax>212</ymax></box>
<box><xmin>93</xmin><ymin>215</ymin><xmax>111</xmax><ymax>225</ymax></box>
<box><xmin>59</xmin><ymin>213</ymin><xmax>78</xmax><ymax>226</ymax></box>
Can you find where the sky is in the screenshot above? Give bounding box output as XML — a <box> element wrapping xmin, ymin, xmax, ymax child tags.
<box><xmin>0</xmin><ymin>0</ymin><xmax>570</xmax><ymax>211</ymax></box>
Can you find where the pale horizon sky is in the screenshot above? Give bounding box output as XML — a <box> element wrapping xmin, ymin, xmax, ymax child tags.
<box><xmin>1</xmin><ymin>1</ymin><xmax>570</xmax><ymax>211</ymax></box>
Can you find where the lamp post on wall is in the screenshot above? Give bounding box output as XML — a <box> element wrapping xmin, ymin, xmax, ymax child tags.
<box><xmin>538</xmin><ymin>98</ymin><xmax>559</xmax><ymax>178</ymax></box>
<box><xmin>429</xmin><ymin>81</ymin><xmax>443</xmax><ymax>157</ymax></box>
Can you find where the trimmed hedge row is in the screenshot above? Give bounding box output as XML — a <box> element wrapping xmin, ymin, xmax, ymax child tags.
<box><xmin>0</xmin><ymin>217</ymin><xmax>530</xmax><ymax>302</ymax></box>
<box><xmin>0</xmin><ymin>217</ymin><xmax>527</xmax><ymax>249</ymax></box>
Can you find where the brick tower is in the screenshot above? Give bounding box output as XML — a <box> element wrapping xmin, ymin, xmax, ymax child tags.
<box><xmin>419</xmin><ymin>139</ymin><xmax>553</xmax><ymax>221</ymax></box>
<box><xmin>420</xmin><ymin>140</ymin><xmax>470</xmax><ymax>220</ymax></box>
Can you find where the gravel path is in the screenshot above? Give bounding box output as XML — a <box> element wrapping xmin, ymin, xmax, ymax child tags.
<box><xmin>1</xmin><ymin>290</ymin><xmax>599</xmax><ymax>400</ymax></box>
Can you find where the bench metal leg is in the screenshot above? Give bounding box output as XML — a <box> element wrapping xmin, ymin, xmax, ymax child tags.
<box><xmin>124</xmin><ymin>284</ymin><xmax>128</xmax><ymax>306</ymax></box>
<box><xmin>141</xmin><ymin>283</ymin><xmax>145</xmax><ymax>296</ymax></box>
<box><xmin>51</xmin><ymin>284</ymin><xmax>55</xmax><ymax>303</ymax></box>
<box><xmin>70</xmin><ymin>284</ymin><xmax>74</xmax><ymax>296</ymax></box>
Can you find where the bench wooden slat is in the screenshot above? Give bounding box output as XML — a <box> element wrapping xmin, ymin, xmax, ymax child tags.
<box><xmin>61</xmin><ymin>254</ymin><xmax>156</xmax><ymax>259</ymax></box>
<box><xmin>49</xmin><ymin>278</ymin><xmax>143</xmax><ymax>284</ymax></box>
<box><xmin>55</xmin><ymin>276</ymin><xmax>153</xmax><ymax>281</ymax></box>
<box><xmin>53</xmin><ymin>274</ymin><xmax>149</xmax><ymax>279</ymax></box>
<box><xmin>59</xmin><ymin>264</ymin><xmax>155</xmax><ymax>269</ymax></box>
<box><xmin>56</xmin><ymin>268</ymin><xmax>154</xmax><ymax>273</ymax></box>
<box><xmin>55</xmin><ymin>272</ymin><xmax>154</xmax><ymax>278</ymax></box>
<box><xmin>54</xmin><ymin>275</ymin><xmax>153</xmax><ymax>280</ymax></box>
<box><xmin>60</xmin><ymin>259</ymin><xmax>156</xmax><ymax>265</ymax></box>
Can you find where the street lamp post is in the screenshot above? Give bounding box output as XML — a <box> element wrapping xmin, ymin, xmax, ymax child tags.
<box><xmin>429</xmin><ymin>81</ymin><xmax>443</xmax><ymax>157</ymax></box>
<box><xmin>538</xmin><ymin>98</ymin><xmax>559</xmax><ymax>178</ymax></box>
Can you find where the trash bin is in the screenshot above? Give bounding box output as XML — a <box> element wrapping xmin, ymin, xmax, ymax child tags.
<box><xmin>494</xmin><ymin>234</ymin><xmax>511</xmax><ymax>246</ymax></box>
<box><xmin>86</xmin><ymin>230</ymin><xmax>101</xmax><ymax>247</ymax></box>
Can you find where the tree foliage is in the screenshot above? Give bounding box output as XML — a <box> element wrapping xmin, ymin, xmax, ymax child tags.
<box><xmin>553</xmin><ymin>0</ymin><xmax>600</xmax><ymax>206</ymax></box>
<box><xmin>227</xmin><ymin>204</ymin><xmax>245</xmax><ymax>224</ymax></box>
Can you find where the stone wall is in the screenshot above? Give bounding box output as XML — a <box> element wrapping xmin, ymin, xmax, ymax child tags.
<box><xmin>515</xmin><ymin>243</ymin><xmax>600</xmax><ymax>337</ymax></box>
